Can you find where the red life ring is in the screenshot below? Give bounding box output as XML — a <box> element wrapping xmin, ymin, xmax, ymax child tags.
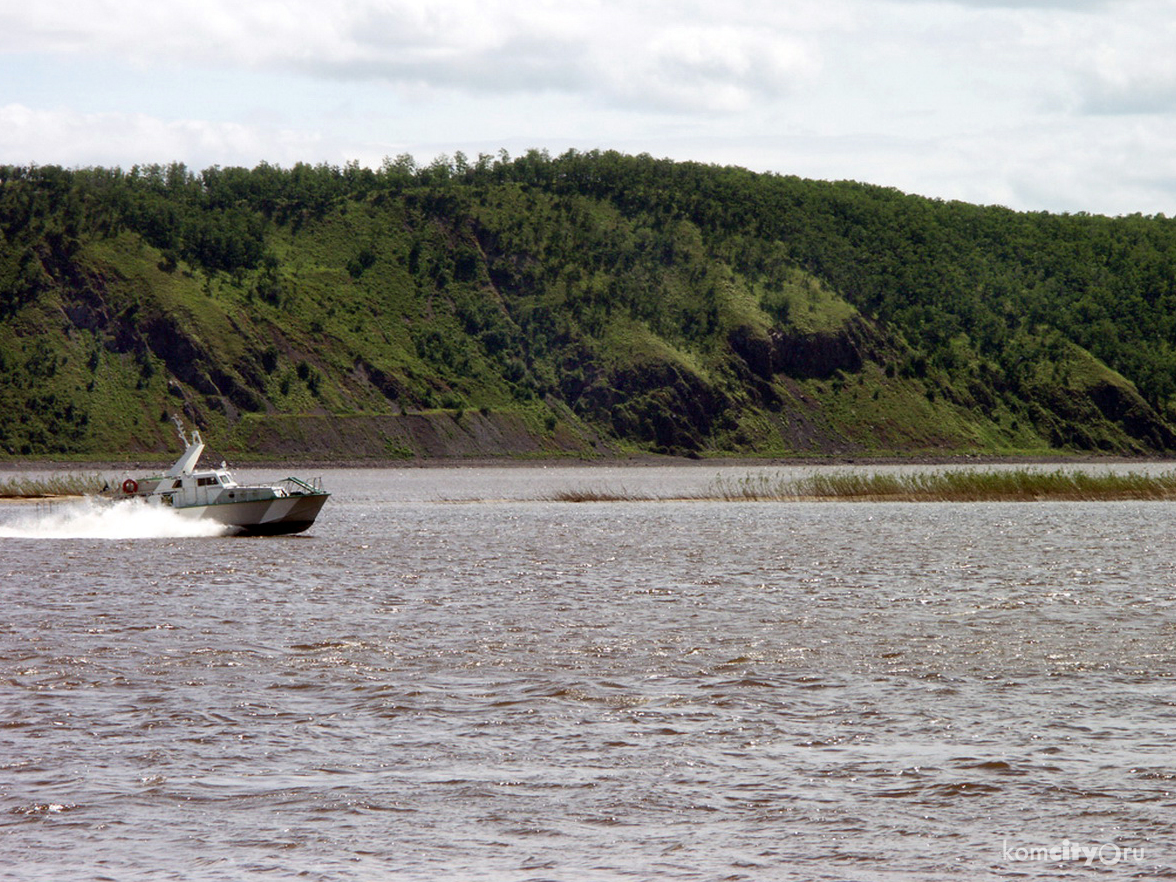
<box><xmin>122</xmin><ymin>479</ymin><xmax>139</xmax><ymax>495</ymax></box>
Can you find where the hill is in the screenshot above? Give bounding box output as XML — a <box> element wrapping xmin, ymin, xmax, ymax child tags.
<box><xmin>3</xmin><ymin>151</ymin><xmax>1176</xmax><ymax>460</ymax></box>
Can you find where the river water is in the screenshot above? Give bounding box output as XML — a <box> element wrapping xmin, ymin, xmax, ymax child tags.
<box><xmin>3</xmin><ymin>464</ymin><xmax>1176</xmax><ymax>880</ymax></box>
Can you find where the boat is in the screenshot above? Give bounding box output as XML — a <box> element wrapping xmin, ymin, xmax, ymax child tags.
<box><xmin>110</xmin><ymin>424</ymin><xmax>329</xmax><ymax>536</ymax></box>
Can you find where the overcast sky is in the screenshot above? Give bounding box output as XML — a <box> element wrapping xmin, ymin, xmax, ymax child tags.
<box><xmin>2</xmin><ymin>0</ymin><xmax>1172</xmax><ymax>216</ymax></box>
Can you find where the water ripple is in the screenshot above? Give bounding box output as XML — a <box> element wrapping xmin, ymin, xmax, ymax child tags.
<box><xmin>3</xmin><ymin>473</ymin><xmax>1176</xmax><ymax>879</ymax></box>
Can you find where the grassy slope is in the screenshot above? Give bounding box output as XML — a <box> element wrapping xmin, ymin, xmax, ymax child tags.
<box><xmin>0</xmin><ymin>177</ymin><xmax>1170</xmax><ymax>460</ymax></box>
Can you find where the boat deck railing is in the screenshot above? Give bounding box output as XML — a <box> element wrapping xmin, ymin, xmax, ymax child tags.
<box><xmin>279</xmin><ymin>476</ymin><xmax>327</xmax><ymax>495</ymax></box>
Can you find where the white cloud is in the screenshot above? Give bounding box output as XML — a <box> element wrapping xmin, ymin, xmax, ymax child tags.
<box><xmin>2</xmin><ymin>0</ymin><xmax>1175</xmax><ymax>214</ymax></box>
<box><xmin>1072</xmin><ymin>24</ymin><xmax>1176</xmax><ymax>114</ymax></box>
<box><xmin>0</xmin><ymin>104</ymin><xmax>327</xmax><ymax>170</ymax></box>
<box><xmin>597</xmin><ymin>24</ymin><xmax>816</xmax><ymax>113</ymax></box>
<box><xmin>2</xmin><ymin>1</ymin><xmax>823</xmax><ymax>112</ymax></box>
<box><xmin>909</xmin><ymin>0</ymin><xmax>1110</xmax><ymax>7</ymax></box>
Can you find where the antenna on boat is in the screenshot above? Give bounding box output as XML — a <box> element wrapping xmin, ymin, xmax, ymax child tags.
<box><xmin>165</xmin><ymin>416</ymin><xmax>205</xmax><ymax>477</ymax></box>
<box><xmin>172</xmin><ymin>415</ymin><xmax>189</xmax><ymax>448</ymax></box>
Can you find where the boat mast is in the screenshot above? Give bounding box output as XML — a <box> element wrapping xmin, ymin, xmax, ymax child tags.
<box><xmin>165</xmin><ymin>417</ymin><xmax>205</xmax><ymax>477</ymax></box>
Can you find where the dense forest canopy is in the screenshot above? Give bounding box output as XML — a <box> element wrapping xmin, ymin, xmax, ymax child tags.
<box><xmin>3</xmin><ymin>149</ymin><xmax>1176</xmax><ymax>458</ymax></box>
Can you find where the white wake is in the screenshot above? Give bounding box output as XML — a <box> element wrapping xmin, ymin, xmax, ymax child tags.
<box><xmin>0</xmin><ymin>498</ymin><xmax>229</xmax><ymax>539</ymax></box>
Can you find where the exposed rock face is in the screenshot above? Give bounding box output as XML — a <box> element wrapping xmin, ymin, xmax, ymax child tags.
<box><xmin>573</xmin><ymin>360</ymin><xmax>725</xmax><ymax>453</ymax></box>
<box><xmin>768</xmin><ymin>324</ymin><xmax>864</xmax><ymax>378</ymax></box>
<box><xmin>728</xmin><ymin>317</ymin><xmax>892</xmax><ymax>382</ymax></box>
<box><xmin>1041</xmin><ymin>378</ymin><xmax>1176</xmax><ymax>452</ymax></box>
<box><xmin>1087</xmin><ymin>381</ymin><xmax>1176</xmax><ymax>449</ymax></box>
<box><xmin>58</xmin><ymin>268</ymin><xmax>114</xmax><ymax>334</ymax></box>
<box><xmin>726</xmin><ymin>326</ymin><xmax>775</xmax><ymax>381</ymax></box>
<box><xmin>63</xmin><ymin>277</ymin><xmax>264</xmax><ymax>416</ymax></box>
<box><xmin>726</xmin><ymin>316</ymin><xmax>1176</xmax><ymax>455</ymax></box>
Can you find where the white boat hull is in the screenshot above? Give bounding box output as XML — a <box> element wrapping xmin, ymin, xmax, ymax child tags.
<box><xmin>171</xmin><ymin>493</ymin><xmax>329</xmax><ymax>536</ymax></box>
<box><xmin>111</xmin><ymin>425</ymin><xmax>330</xmax><ymax>536</ymax></box>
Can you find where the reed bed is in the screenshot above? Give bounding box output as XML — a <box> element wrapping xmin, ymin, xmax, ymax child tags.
<box><xmin>550</xmin><ymin>487</ymin><xmax>643</xmax><ymax>503</ymax></box>
<box><xmin>0</xmin><ymin>473</ymin><xmax>107</xmax><ymax>499</ymax></box>
<box><xmin>714</xmin><ymin>469</ymin><xmax>1176</xmax><ymax>502</ymax></box>
<box><xmin>548</xmin><ymin>468</ymin><xmax>1176</xmax><ymax>503</ymax></box>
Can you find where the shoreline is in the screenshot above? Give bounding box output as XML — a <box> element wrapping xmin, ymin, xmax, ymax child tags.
<box><xmin>2</xmin><ymin>452</ymin><xmax>1175</xmax><ymax>473</ymax></box>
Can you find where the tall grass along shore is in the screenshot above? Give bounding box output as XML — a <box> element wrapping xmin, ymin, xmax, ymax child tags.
<box><xmin>0</xmin><ymin>473</ymin><xmax>107</xmax><ymax>499</ymax></box>
<box><xmin>550</xmin><ymin>468</ymin><xmax>1176</xmax><ymax>503</ymax></box>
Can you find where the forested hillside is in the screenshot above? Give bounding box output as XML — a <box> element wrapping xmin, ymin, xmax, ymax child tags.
<box><xmin>3</xmin><ymin>150</ymin><xmax>1176</xmax><ymax>459</ymax></box>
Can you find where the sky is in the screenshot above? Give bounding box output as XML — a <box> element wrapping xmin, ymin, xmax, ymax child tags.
<box><xmin>2</xmin><ymin>0</ymin><xmax>1173</xmax><ymax>216</ymax></box>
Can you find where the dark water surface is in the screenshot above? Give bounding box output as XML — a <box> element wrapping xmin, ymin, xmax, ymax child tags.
<box><xmin>3</xmin><ymin>466</ymin><xmax>1176</xmax><ymax>880</ymax></box>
